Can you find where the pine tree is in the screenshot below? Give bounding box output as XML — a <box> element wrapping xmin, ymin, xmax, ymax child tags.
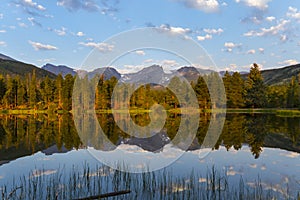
<box><xmin>0</xmin><ymin>74</ymin><xmax>7</xmax><ymax>103</ymax></box>
<box><xmin>62</xmin><ymin>74</ymin><xmax>74</xmax><ymax>111</ymax></box>
<box><xmin>194</xmin><ymin>76</ymin><xmax>210</xmax><ymax>109</ymax></box>
<box><xmin>54</xmin><ymin>74</ymin><xmax>63</xmax><ymax>109</ymax></box>
<box><xmin>245</xmin><ymin>63</ymin><xmax>266</xmax><ymax>108</ymax></box>
<box><xmin>28</xmin><ymin>70</ymin><xmax>40</xmax><ymax>109</ymax></box>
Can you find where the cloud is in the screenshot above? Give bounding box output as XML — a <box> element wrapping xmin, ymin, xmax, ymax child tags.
<box><xmin>243</xmin><ymin>19</ymin><xmax>290</xmax><ymax>37</ymax></box>
<box><xmin>258</xmin><ymin>48</ymin><xmax>264</xmax><ymax>54</ymax></box>
<box><xmin>197</xmin><ymin>34</ymin><xmax>212</xmax><ymax>41</ymax></box>
<box><xmin>0</xmin><ymin>13</ymin><xmax>3</xmax><ymax>19</ymax></box>
<box><xmin>265</xmin><ymin>16</ymin><xmax>275</xmax><ymax>22</ymax></box>
<box><xmin>162</xmin><ymin>59</ymin><xmax>179</xmax><ymax>66</ymax></box>
<box><xmin>28</xmin><ymin>17</ymin><xmax>42</xmax><ymax>27</ymax></box>
<box><xmin>279</xmin><ymin>152</ymin><xmax>299</xmax><ymax>158</ymax></box>
<box><xmin>223</xmin><ymin>42</ymin><xmax>242</xmax><ymax>52</ymax></box>
<box><xmin>174</xmin><ymin>0</ymin><xmax>220</xmax><ymax>12</ymax></box>
<box><xmin>247</xmin><ymin>49</ymin><xmax>256</xmax><ymax>54</ymax></box>
<box><xmin>0</xmin><ymin>30</ymin><xmax>6</xmax><ymax>33</ymax></box>
<box><xmin>135</xmin><ymin>50</ymin><xmax>145</xmax><ymax>56</ymax></box>
<box><xmin>54</xmin><ymin>27</ymin><xmax>67</xmax><ymax>36</ymax></box>
<box><xmin>280</xmin><ymin>34</ymin><xmax>287</xmax><ymax>42</ymax></box>
<box><xmin>76</xmin><ymin>31</ymin><xmax>85</xmax><ymax>37</ymax></box>
<box><xmin>0</xmin><ymin>41</ymin><xmax>6</xmax><ymax>47</ymax></box>
<box><xmin>18</xmin><ymin>22</ymin><xmax>28</xmax><ymax>28</ymax></box>
<box><xmin>235</xmin><ymin>0</ymin><xmax>272</xmax><ymax>10</ymax></box>
<box><xmin>18</xmin><ymin>0</ymin><xmax>46</xmax><ymax>11</ymax></box>
<box><xmin>29</xmin><ymin>41</ymin><xmax>58</xmax><ymax>51</ymax></box>
<box><xmin>278</xmin><ymin>59</ymin><xmax>298</xmax><ymax>66</ymax></box>
<box><xmin>57</xmin><ymin>0</ymin><xmax>100</xmax><ymax>12</ymax></box>
<box><xmin>287</xmin><ymin>6</ymin><xmax>300</xmax><ymax>21</ymax></box>
<box><xmin>159</xmin><ymin>24</ymin><xmax>191</xmax><ymax>35</ymax></box>
<box><xmin>203</xmin><ymin>28</ymin><xmax>223</xmax><ymax>34</ymax></box>
<box><xmin>79</xmin><ymin>42</ymin><xmax>114</xmax><ymax>52</ymax></box>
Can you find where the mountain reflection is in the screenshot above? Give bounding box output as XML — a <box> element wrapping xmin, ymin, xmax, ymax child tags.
<box><xmin>0</xmin><ymin>113</ymin><xmax>300</xmax><ymax>165</ymax></box>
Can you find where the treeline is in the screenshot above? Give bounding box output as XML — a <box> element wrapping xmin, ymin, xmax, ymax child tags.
<box><xmin>0</xmin><ymin>63</ymin><xmax>300</xmax><ymax>110</ymax></box>
<box><xmin>0</xmin><ymin>72</ymin><xmax>74</xmax><ymax>111</ymax></box>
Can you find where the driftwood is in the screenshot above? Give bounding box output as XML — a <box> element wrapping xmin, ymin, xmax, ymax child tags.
<box><xmin>73</xmin><ymin>190</ymin><xmax>131</xmax><ymax>200</ymax></box>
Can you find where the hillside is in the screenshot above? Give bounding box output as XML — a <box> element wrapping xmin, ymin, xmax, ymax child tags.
<box><xmin>242</xmin><ymin>64</ymin><xmax>300</xmax><ymax>85</ymax></box>
<box><xmin>0</xmin><ymin>59</ymin><xmax>56</xmax><ymax>79</ymax></box>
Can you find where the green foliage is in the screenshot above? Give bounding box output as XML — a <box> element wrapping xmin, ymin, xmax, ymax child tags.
<box><xmin>245</xmin><ymin>63</ymin><xmax>267</xmax><ymax>108</ymax></box>
<box><xmin>0</xmin><ymin>62</ymin><xmax>300</xmax><ymax>111</ymax></box>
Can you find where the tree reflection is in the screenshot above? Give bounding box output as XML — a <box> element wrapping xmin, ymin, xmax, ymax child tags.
<box><xmin>0</xmin><ymin>113</ymin><xmax>299</xmax><ymax>161</ymax></box>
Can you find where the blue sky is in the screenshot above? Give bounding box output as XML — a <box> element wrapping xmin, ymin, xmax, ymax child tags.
<box><xmin>0</xmin><ymin>0</ymin><xmax>299</xmax><ymax>72</ymax></box>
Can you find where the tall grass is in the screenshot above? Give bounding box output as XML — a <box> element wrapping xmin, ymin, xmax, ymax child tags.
<box><xmin>1</xmin><ymin>164</ymin><xmax>298</xmax><ymax>200</ymax></box>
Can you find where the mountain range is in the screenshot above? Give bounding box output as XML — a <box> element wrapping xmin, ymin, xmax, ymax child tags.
<box><xmin>0</xmin><ymin>52</ymin><xmax>300</xmax><ymax>85</ymax></box>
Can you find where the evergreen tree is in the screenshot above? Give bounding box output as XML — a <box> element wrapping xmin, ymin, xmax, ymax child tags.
<box><xmin>244</xmin><ymin>63</ymin><xmax>266</xmax><ymax>108</ymax></box>
<box><xmin>28</xmin><ymin>70</ymin><xmax>40</xmax><ymax>108</ymax></box>
<box><xmin>40</xmin><ymin>77</ymin><xmax>55</xmax><ymax>109</ymax></box>
<box><xmin>0</xmin><ymin>75</ymin><xmax>7</xmax><ymax>103</ymax></box>
<box><xmin>62</xmin><ymin>74</ymin><xmax>74</xmax><ymax>111</ymax></box>
<box><xmin>54</xmin><ymin>74</ymin><xmax>63</xmax><ymax>109</ymax></box>
<box><xmin>223</xmin><ymin>71</ymin><xmax>245</xmax><ymax>108</ymax></box>
<box><xmin>194</xmin><ymin>76</ymin><xmax>210</xmax><ymax>109</ymax></box>
<box><xmin>3</xmin><ymin>75</ymin><xmax>18</xmax><ymax>108</ymax></box>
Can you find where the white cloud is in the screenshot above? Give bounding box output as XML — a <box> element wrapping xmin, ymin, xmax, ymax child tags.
<box><xmin>0</xmin><ymin>13</ymin><xmax>3</xmax><ymax>19</ymax></box>
<box><xmin>235</xmin><ymin>0</ymin><xmax>272</xmax><ymax>10</ymax></box>
<box><xmin>258</xmin><ymin>48</ymin><xmax>264</xmax><ymax>54</ymax></box>
<box><xmin>174</xmin><ymin>0</ymin><xmax>220</xmax><ymax>12</ymax></box>
<box><xmin>280</xmin><ymin>152</ymin><xmax>299</xmax><ymax>158</ymax></box>
<box><xmin>29</xmin><ymin>41</ymin><xmax>58</xmax><ymax>51</ymax></box>
<box><xmin>18</xmin><ymin>22</ymin><xmax>28</xmax><ymax>28</ymax></box>
<box><xmin>135</xmin><ymin>50</ymin><xmax>145</xmax><ymax>56</ymax></box>
<box><xmin>162</xmin><ymin>59</ymin><xmax>179</xmax><ymax>66</ymax></box>
<box><xmin>223</xmin><ymin>42</ymin><xmax>242</xmax><ymax>52</ymax></box>
<box><xmin>37</xmin><ymin>58</ymin><xmax>56</xmax><ymax>63</ymax></box>
<box><xmin>159</xmin><ymin>24</ymin><xmax>191</xmax><ymax>35</ymax></box>
<box><xmin>265</xmin><ymin>16</ymin><xmax>275</xmax><ymax>22</ymax></box>
<box><xmin>57</xmin><ymin>0</ymin><xmax>100</xmax><ymax>12</ymax></box>
<box><xmin>287</xmin><ymin>6</ymin><xmax>300</xmax><ymax>21</ymax></box>
<box><xmin>197</xmin><ymin>34</ymin><xmax>212</xmax><ymax>41</ymax></box>
<box><xmin>0</xmin><ymin>30</ymin><xmax>6</xmax><ymax>33</ymax></box>
<box><xmin>55</xmin><ymin>27</ymin><xmax>67</xmax><ymax>36</ymax></box>
<box><xmin>0</xmin><ymin>41</ymin><xmax>6</xmax><ymax>47</ymax></box>
<box><xmin>278</xmin><ymin>59</ymin><xmax>298</xmax><ymax>66</ymax></box>
<box><xmin>28</xmin><ymin>17</ymin><xmax>42</xmax><ymax>27</ymax></box>
<box><xmin>19</xmin><ymin>0</ymin><xmax>46</xmax><ymax>11</ymax></box>
<box><xmin>247</xmin><ymin>49</ymin><xmax>256</xmax><ymax>54</ymax></box>
<box><xmin>280</xmin><ymin>34</ymin><xmax>287</xmax><ymax>42</ymax></box>
<box><xmin>79</xmin><ymin>42</ymin><xmax>114</xmax><ymax>52</ymax></box>
<box><xmin>76</xmin><ymin>31</ymin><xmax>85</xmax><ymax>37</ymax></box>
<box><xmin>119</xmin><ymin>64</ymin><xmax>145</xmax><ymax>74</ymax></box>
<box><xmin>143</xmin><ymin>59</ymin><xmax>154</xmax><ymax>63</ymax></box>
<box><xmin>244</xmin><ymin>19</ymin><xmax>290</xmax><ymax>37</ymax></box>
<box><xmin>203</xmin><ymin>28</ymin><xmax>224</xmax><ymax>35</ymax></box>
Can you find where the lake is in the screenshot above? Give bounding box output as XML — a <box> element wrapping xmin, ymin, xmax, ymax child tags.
<box><xmin>0</xmin><ymin>113</ymin><xmax>299</xmax><ymax>199</ymax></box>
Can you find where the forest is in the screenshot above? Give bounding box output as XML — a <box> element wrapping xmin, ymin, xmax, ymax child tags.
<box><xmin>0</xmin><ymin>63</ymin><xmax>300</xmax><ymax>111</ymax></box>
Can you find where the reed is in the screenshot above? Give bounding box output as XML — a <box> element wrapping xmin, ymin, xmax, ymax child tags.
<box><xmin>0</xmin><ymin>164</ymin><xmax>297</xmax><ymax>200</ymax></box>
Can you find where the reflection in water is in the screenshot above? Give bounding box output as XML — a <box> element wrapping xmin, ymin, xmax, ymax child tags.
<box><xmin>0</xmin><ymin>113</ymin><xmax>300</xmax><ymax>198</ymax></box>
<box><xmin>0</xmin><ymin>113</ymin><xmax>300</xmax><ymax>163</ymax></box>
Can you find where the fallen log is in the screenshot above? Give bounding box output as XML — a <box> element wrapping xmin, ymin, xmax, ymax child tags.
<box><xmin>73</xmin><ymin>190</ymin><xmax>131</xmax><ymax>200</ymax></box>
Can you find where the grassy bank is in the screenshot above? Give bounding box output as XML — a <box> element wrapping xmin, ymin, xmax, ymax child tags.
<box><xmin>2</xmin><ymin>108</ymin><xmax>300</xmax><ymax>116</ymax></box>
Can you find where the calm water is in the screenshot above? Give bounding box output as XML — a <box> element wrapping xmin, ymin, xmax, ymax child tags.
<box><xmin>0</xmin><ymin>113</ymin><xmax>299</xmax><ymax>199</ymax></box>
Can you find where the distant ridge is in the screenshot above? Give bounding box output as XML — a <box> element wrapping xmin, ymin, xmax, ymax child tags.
<box><xmin>0</xmin><ymin>53</ymin><xmax>16</xmax><ymax>61</ymax></box>
<box><xmin>42</xmin><ymin>63</ymin><xmax>76</xmax><ymax>77</ymax></box>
